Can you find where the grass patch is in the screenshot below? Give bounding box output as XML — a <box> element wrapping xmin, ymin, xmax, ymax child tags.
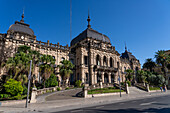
<box><xmin>149</xmin><ymin>87</ymin><xmax>160</xmax><ymax>90</ymax></box>
<box><xmin>88</xmin><ymin>87</ymin><xmax>124</xmax><ymax>94</ymax></box>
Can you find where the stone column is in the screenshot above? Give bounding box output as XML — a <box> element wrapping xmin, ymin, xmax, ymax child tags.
<box><xmin>108</xmin><ymin>72</ymin><xmax>111</xmax><ymax>83</ymax></box>
<box><xmin>94</xmin><ymin>72</ymin><xmax>97</xmax><ymax>84</ymax></box>
<box><xmin>114</xmin><ymin>72</ymin><xmax>118</xmax><ymax>83</ymax></box>
<box><xmin>102</xmin><ymin>72</ymin><xmax>104</xmax><ymax>83</ymax></box>
<box><xmin>146</xmin><ymin>84</ymin><xmax>150</xmax><ymax>92</ymax></box>
<box><xmin>30</xmin><ymin>87</ymin><xmax>37</xmax><ymax>103</ymax></box>
<box><xmin>126</xmin><ymin>83</ymin><xmax>129</xmax><ymax>94</ymax></box>
<box><xmin>83</xmin><ymin>84</ymin><xmax>88</xmax><ymax>98</ymax></box>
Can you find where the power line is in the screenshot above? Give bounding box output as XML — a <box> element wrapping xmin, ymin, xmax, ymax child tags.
<box><xmin>70</xmin><ymin>0</ymin><xmax>72</xmax><ymax>46</ymax></box>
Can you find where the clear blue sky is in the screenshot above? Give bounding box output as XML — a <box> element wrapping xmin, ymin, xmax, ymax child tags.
<box><xmin>0</xmin><ymin>0</ymin><xmax>170</xmax><ymax>66</ymax></box>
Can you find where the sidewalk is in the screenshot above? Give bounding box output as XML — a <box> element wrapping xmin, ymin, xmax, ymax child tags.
<box><xmin>0</xmin><ymin>89</ymin><xmax>169</xmax><ymax>113</ymax></box>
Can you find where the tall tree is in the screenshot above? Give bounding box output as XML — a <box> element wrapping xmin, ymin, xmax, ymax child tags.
<box><xmin>143</xmin><ymin>58</ymin><xmax>156</xmax><ymax>72</ymax></box>
<box><xmin>125</xmin><ymin>69</ymin><xmax>134</xmax><ymax>82</ymax></box>
<box><xmin>58</xmin><ymin>59</ymin><xmax>74</xmax><ymax>86</ymax></box>
<box><xmin>3</xmin><ymin>45</ymin><xmax>40</xmax><ymax>85</ymax></box>
<box><xmin>39</xmin><ymin>54</ymin><xmax>55</xmax><ymax>88</ymax></box>
<box><xmin>136</xmin><ymin>70</ymin><xmax>147</xmax><ymax>83</ymax></box>
<box><xmin>155</xmin><ymin>50</ymin><xmax>170</xmax><ymax>78</ymax></box>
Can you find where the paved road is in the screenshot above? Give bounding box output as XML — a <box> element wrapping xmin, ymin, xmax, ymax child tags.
<box><xmin>53</xmin><ymin>94</ymin><xmax>170</xmax><ymax>113</ymax></box>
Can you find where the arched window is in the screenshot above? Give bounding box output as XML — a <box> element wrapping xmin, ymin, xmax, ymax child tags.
<box><xmin>103</xmin><ymin>56</ymin><xmax>107</xmax><ymax>66</ymax></box>
<box><xmin>110</xmin><ymin>57</ymin><xmax>113</xmax><ymax>67</ymax></box>
<box><xmin>61</xmin><ymin>57</ymin><xmax>65</xmax><ymax>61</ymax></box>
<box><xmin>96</xmin><ymin>55</ymin><xmax>100</xmax><ymax>65</ymax></box>
<box><xmin>52</xmin><ymin>56</ymin><xmax>55</xmax><ymax>60</ymax></box>
<box><xmin>117</xmin><ymin>62</ymin><xmax>120</xmax><ymax>68</ymax></box>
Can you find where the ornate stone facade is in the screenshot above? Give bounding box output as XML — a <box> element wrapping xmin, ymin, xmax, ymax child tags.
<box><xmin>0</xmin><ymin>13</ymin><xmax>141</xmax><ymax>86</ymax></box>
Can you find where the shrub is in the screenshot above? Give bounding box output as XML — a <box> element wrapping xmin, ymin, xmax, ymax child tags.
<box><xmin>75</xmin><ymin>80</ymin><xmax>82</xmax><ymax>87</ymax></box>
<box><xmin>126</xmin><ymin>81</ymin><xmax>131</xmax><ymax>87</ymax></box>
<box><xmin>65</xmin><ymin>87</ymin><xmax>70</xmax><ymax>90</ymax></box>
<box><xmin>3</xmin><ymin>79</ymin><xmax>23</xmax><ymax>96</ymax></box>
<box><xmin>0</xmin><ymin>94</ymin><xmax>11</xmax><ymax>99</ymax></box>
<box><xmin>57</xmin><ymin>87</ymin><xmax>61</xmax><ymax>91</ymax></box>
<box><xmin>13</xmin><ymin>95</ymin><xmax>22</xmax><ymax>100</ymax></box>
<box><xmin>45</xmin><ymin>74</ymin><xmax>58</xmax><ymax>88</ymax></box>
<box><xmin>121</xmin><ymin>82</ymin><xmax>125</xmax><ymax>86</ymax></box>
<box><xmin>22</xmin><ymin>85</ymin><xmax>28</xmax><ymax>95</ymax></box>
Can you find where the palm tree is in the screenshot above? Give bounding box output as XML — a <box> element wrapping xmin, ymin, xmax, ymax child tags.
<box><xmin>3</xmin><ymin>45</ymin><xmax>40</xmax><ymax>85</ymax></box>
<box><xmin>136</xmin><ymin>70</ymin><xmax>147</xmax><ymax>83</ymax></box>
<box><xmin>125</xmin><ymin>69</ymin><xmax>134</xmax><ymax>82</ymax></box>
<box><xmin>39</xmin><ymin>54</ymin><xmax>56</xmax><ymax>88</ymax></box>
<box><xmin>143</xmin><ymin>58</ymin><xmax>156</xmax><ymax>72</ymax></box>
<box><xmin>58</xmin><ymin>59</ymin><xmax>74</xmax><ymax>86</ymax></box>
<box><xmin>155</xmin><ymin>50</ymin><xmax>169</xmax><ymax>78</ymax></box>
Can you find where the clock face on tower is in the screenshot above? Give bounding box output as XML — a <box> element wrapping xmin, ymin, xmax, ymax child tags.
<box><xmin>21</xmin><ymin>36</ymin><xmax>24</xmax><ymax>40</ymax></box>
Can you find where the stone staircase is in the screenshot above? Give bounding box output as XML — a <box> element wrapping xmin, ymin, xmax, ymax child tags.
<box><xmin>129</xmin><ymin>86</ymin><xmax>147</xmax><ymax>94</ymax></box>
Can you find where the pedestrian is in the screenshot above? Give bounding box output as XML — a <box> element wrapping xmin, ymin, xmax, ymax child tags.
<box><xmin>163</xmin><ymin>85</ymin><xmax>165</xmax><ymax>92</ymax></box>
<box><xmin>160</xmin><ymin>86</ymin><xmax>162</xmax><ymax>92</ymax></box>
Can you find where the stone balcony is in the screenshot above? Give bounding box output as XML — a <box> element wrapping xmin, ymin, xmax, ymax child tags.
<box><xmin>94</xmin><ymin>65</ymin><xmax>118</xmax><ymax>72</ymax></box>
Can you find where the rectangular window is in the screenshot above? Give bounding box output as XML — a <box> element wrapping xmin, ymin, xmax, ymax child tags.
<box><xmin>86</xmin><ymin>73</ymin><xmax>88</xmax><ymax>83</ymax></box>
<box><xmin>77</xmin><ymin>73</ymin><xmax>79</xmax><ymax>80</ymax></box>
<box><xmin>84</xmin><ymin>56</ymin><xmax>88</xmax><ymax>65</ymax></box>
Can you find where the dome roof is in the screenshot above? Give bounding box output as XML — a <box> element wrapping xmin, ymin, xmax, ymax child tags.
<box><xmin>71</xmin><ymin>13</ymin><xmax>111</xmax><ymax>46</ymax></box>
<box><xmin>8</xmin><ymin>21</ymin><xmax>34</xmax><ymax>36</ymax></box>
<box><xmin>71</xmin><ymin>28</ymin><xmax>111</xmax><ymax>46</ymax></box>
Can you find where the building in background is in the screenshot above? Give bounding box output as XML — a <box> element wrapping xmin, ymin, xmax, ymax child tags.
<box><xmin>0</xmin><ymin>13</ymin><xmax>141</xmax><ymax>86</ymax></box>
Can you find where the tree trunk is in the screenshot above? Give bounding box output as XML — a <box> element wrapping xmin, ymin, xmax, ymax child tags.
<box><xmin>44</xmin><ymin>80</ymin><xmax>46</xmax><ymax>88</ymax></box>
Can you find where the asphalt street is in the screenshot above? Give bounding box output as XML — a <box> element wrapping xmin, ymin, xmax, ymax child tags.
<box><xmin>52</xmin><ymin>94</ymin><xmax>170</xmax><ymax>113</ymax></box>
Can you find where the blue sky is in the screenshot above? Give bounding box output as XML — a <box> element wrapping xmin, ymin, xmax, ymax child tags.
<box><xmin>0</xmin><ymin>0</ymin><xmax>170</xmax><ymax>66</ymax></box>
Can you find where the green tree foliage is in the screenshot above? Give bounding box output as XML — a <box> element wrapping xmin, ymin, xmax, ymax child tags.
<box><xmin>136</xmin><ymin>70</ymin><xmax>147</xmax><ymax>83</ymax></box>
<box><xmin>39</xmin><ymin>54</ymin><xmax>56</xmax><ymax>88</ymax></box>
<box><xmin>3</xmin><ymin>79</ymin><xmax>23</xmax><ymax>96</ymax></box>
<box><xmin>45</xmin><ymin>74</ymin><xmax>58</xmax><ymax>88</ymax></box>
<box><xmin>155</xmin><ymin>50</ymin><xmax>170</xmax><ymax>77</ymax></box>
<box><xmin>143</xmin><ymin>58</ymin><xmax>156</xmax><ymax>72</ymax></box>
<box><xmin>3</xmin><ymin>45</ymin><xmax>40</xmax><ymax>85</ymax></box>
<box><xmin>125</xmin><ymin>69</ymin><xmax>134</xmax><ymax>82</ymax></box>
<box><xmin>75</xmin><ymin>80</ymin><xmax>82</xmax><ymax>87</ymax></box>
<box><xmin>58</xmin><ymin>60</ymin><xmax>74</xmax><ymax>86</ymax></box>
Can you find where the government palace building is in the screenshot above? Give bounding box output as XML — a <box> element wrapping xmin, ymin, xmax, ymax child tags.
<box><xmin>0</xmin><ymin>13</ymin><xmax>141</xmax><ymax>86</ymax></box>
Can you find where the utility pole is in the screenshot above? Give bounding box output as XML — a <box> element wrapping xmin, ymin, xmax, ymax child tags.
<box><xmin>25</xmin><ymin>60</ymin><xmax>32</xmax><ymax>108</ymax></box>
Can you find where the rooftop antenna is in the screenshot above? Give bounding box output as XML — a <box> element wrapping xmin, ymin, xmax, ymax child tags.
<box><xmin>87</xmin><ymin>8</ymin><xmax>91</xmax><ymax>28</ymax></box>
<box><xmin>20</xmin><ymin>8</ymin><xmax>25</xmax><ymax>23</ymax></box>
<box><xmin>125</xmin><ymin>41</ymin><xmax>127</xmax><ymax>51</ymax></box>
<box><xmin>70</xmin><ymin>0</ymin><xmax>72</xmax><ymax>46</ymax></box>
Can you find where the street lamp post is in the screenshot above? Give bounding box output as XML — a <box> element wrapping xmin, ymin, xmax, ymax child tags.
<box><xmin>25</xmin><ymin>60</ymin><xmax>32</xmax><ymax>108</ymax></box>
<box><xmin>117</xmin><ymin>62</ymin><xmax>121</xmax><ymax>97</ymax></box>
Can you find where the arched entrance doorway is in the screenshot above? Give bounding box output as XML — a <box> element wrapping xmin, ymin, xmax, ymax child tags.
<box><xmin>104</xmin><ymin>73</ymin><xmax>109</xmax><ymax>83</ymax></box>
<box><xmin>97</xmin><ymin>72</ymin><xmax>101</xmax><ymax>83</ymax></box>
<box><xmin>111</xmin><ymin>74</ymin><xmax>114</xmax><ymax>83</ymax></box>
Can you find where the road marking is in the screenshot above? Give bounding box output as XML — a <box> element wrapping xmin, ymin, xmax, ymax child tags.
<box><xmin>71</xmin><ymin>109</ymin><xmax>83</xmax><ymax>112</ymax></box>
<box><xmin>140</xmin><ymin>101</ymin><xmax>156</xmax><ymax>106</ymax></box>
<box><xmin>95</xmin><ymin>106</ymin><xmax>104</xmax><ymax>109</ymax></box>
<box><xmin>119</xmin><ymin>103</ymin><xmax>124</xmax><ymax>105</ymax></box>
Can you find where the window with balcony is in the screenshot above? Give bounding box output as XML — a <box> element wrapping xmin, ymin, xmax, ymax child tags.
<box><xmin>84</xmin><ymin>56</ymin><xmax>88</xmax><ymax>65</ymax></box>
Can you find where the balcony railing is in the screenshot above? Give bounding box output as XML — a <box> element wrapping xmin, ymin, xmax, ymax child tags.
<box><xmin>94</xmin><ymin>65</ymin><xmax>118</xmax><ymax>72</ymax></box>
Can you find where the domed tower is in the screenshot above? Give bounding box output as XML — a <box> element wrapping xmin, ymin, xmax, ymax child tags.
<box><xmin>7</xmin><ymin>12</ymin><xmax>36</xmax><ymax>42</ymax></box>
<box><xmin>70</xmin><ymin>12</ymin><xmax>120</xmax><ymax>85</ymax></box>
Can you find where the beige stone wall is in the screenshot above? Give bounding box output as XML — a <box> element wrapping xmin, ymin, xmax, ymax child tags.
<box><xmin>0</xmin><ymin>32</ymin><xmax>141</xmax><ymax>86</ymax></box>
<box><xmin>0</xmin><ymin>34</ymin><xmax>70</xmax><ymax>83</ymax></box>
